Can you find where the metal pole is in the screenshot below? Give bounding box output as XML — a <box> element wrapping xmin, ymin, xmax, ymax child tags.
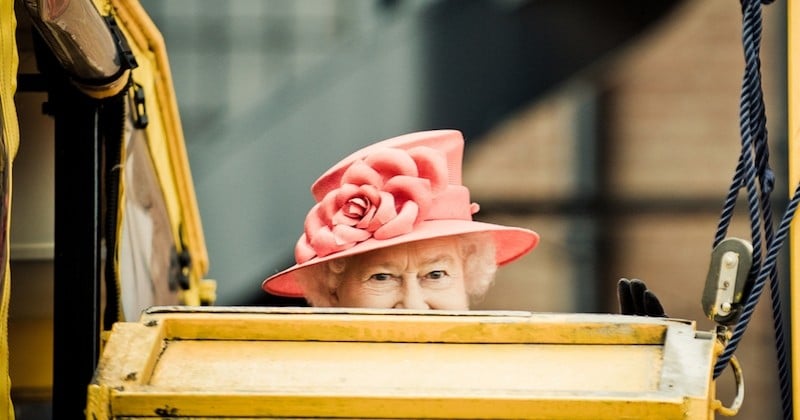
<box><xmin>786</xmin><ymin>1</ymin><xmax>799</xmax><ymax>418</ymax></box>
<box><xmin>50</xmin><ymin>75</ymin><xmax>102</xmax><ymax>420</ymax></box>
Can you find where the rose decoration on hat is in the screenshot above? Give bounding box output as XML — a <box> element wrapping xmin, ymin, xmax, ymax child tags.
<box><xmin>294</xmin><ymin>146</ymin><xmax>449</xmax><ymax>263</ymax></box>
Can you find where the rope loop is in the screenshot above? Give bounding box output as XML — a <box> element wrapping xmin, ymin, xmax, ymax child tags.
<box><xmin>711</xmin><ymin>1</ymin><xmax>792</xmax><ymax>419</ymax></box>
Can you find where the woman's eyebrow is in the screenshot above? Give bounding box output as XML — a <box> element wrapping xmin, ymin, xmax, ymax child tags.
<box><xmin>361</xmin><ymin>261</ymin><xmax>399</xmax><ymax>273</ymax></box>
<box><xmin>421</xmin><ymin>253</ymin><xmax>455</xmax><ymax>266</ymax></box>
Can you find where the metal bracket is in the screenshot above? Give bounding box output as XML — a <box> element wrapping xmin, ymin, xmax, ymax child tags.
<box><xmin>701</xmin><ymin>237</ymin><xmax>753</xmax><ymax>325</ymax></box>
<box><xmin>128</xmin><ymin>80</ymin><xmax>149</xmax><ymax>129</ymax></box>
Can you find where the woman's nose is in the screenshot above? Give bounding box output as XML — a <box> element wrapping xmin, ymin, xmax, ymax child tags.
<box><xmin>394</xmin><ymin>279</ymin><xmax>429</xmax><ymax>310</ymax></box>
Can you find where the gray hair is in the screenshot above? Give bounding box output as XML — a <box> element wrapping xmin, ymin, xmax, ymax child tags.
<box><xmin>296</xmin><ymin>233</ymin><xmax>497</xmax><ymax>307</ymax></box>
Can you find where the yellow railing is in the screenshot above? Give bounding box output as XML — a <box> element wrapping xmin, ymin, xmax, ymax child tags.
<box><xmin>787</xmin><ymin>1</ymin><xmax>799</xmax><ymax>419</ymax></box>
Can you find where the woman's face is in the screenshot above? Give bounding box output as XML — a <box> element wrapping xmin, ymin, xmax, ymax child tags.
<box><xmin>331</xmin><ymin>238</ymin><xmax>469</xmax><ymax>310</ymax></box>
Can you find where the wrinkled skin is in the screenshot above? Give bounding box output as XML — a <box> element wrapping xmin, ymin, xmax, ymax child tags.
<box><xmin>331</xmin><ymin>238</ymin><xmax>469</xmax><ymax>310</ymax></box>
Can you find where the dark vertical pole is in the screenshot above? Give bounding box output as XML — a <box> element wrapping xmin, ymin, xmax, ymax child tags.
<box><xmin>50</xmin><ymin>79</ymin><xmax>102</xmax><ymax>419</ymax></box>
<box><xmin>569</xmin><ymin>82</ymin><xmax>602</xmax><ymax>312</ymax></box>
<box><xmin>594</xmin><ymin>85</ymin><xmax>617</xmax><ymax>313</ymax></box>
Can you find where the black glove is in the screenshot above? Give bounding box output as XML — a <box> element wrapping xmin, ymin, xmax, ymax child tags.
<box><xmin>617</xmin><ymin>278</ymin><xmax>667</xmax><ymax>317</ymax></box>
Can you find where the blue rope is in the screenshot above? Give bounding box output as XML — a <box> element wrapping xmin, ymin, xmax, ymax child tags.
<box><xmin>711</xmin><ymin>0</ymin><xmax>792</xmax><ymax>418</ymax></box>
<box><xmin>716</xmin><ymin>184</ymin><xmax>799</xmax><ymax>414</ymax></box>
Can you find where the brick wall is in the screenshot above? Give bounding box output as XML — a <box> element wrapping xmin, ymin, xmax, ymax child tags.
<box><xmin>468</xmin><ymin>2</ymin><xmax>786</xmax><ymax>418</ymax></box>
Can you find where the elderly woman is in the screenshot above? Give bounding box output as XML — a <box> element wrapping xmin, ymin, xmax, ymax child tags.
<box><xmin>262</xmin><ymin>130</ymin><xmax>540</xmax><ymax>309</ymax></box>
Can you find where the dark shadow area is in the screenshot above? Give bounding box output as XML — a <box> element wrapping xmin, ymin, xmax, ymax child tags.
<box><xmin>421</xmin><ymin>0</ymin><xmax>683</xmax><ymax>143</ymax></box>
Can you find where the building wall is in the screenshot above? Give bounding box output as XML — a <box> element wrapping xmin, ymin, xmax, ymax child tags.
<box><xmin>468</xmin><ymin>2</ymin><xmax>786</xmax><ymax>418</ymax></box>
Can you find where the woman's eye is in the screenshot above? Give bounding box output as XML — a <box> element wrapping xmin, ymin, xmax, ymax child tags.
<box><xmin>369</xmin><ymin>273</ymin><xmax>393</xmax><ymax>282</ymax></box>
<box><xmin>426</xmin><ymin>270</ymin><xmax>447</xmax><ymax>280</ymax></box>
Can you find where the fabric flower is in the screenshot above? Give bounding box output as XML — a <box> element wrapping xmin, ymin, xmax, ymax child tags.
<box><xmin>294</xmin><ymin>146</ymin><xmax>447</xmax><ymax>263</ymax></box>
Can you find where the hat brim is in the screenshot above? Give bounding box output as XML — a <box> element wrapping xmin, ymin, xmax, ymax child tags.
<box><xmin>262</xmin><ymin>220</ymin><xmax>539</xmax><ymax>298</ymax></box>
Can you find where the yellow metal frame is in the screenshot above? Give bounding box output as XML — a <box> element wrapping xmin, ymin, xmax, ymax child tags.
<box><xmin>87</xmin><ymin>307</ymin><xmax>721</xmax><ymax>419</ymax></box>
<box><xmin>0</xmin><ymin>0</ymin><xmax>16</xmax><ymax>417</ymax></box>
<box><xmin>95</xmin><ymin>0</ymin><xmax>210</xmax><ymax>305</ymax></box>
<box><xmin>789</xmin><ymin>2</ymin><xmax>800</xmax><ymax>419</ymax></box>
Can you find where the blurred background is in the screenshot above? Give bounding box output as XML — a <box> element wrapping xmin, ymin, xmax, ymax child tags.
<box><xmin>142</xmin><ymin>1</ymin><xmax>788</xmax><ymax>416</ymax></box>
<box><xmin>10</xmin><ymin>0</ymin><xmax>790</xmax><ymax>418</ymax></box>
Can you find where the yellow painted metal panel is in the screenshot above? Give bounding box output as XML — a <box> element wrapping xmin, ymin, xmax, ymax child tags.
<box><xmin>145</xmin><ymin>308</ymin><xmax>670</xmax><ymax>345</ymax></box>
<box><xmin>0</xmin><ymin>0</ymin><xmax>16</xmax><ymax>417</ymax></box>
<box><xmin>88</xmin><ymin>307</ymin><xmax>720</xmax><ymax>419</ymax></box>
<box><xmin>152</xmin><ymin>341</ymin><xmax>661</xmax><ymax>392</ymax></box>
<box><xmin>106</xmin><ymin>393</ymin><xmax>706</xmax><ymax>420</ymax></box>
<box><xmin>789</xmin><ymin>1</ymin><xmax>800</xmax><ymax>419</ymax></box>
<box><xmin>94</xmin><ymin>0</ymin><xmax>210</xmax><ymax>304</ymax></box>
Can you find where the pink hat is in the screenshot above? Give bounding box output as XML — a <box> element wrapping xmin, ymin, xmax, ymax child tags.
<box><xmin>262</xmin><ymin>130</ymin><xmax>540</xmax><ymax>297</ymax></box>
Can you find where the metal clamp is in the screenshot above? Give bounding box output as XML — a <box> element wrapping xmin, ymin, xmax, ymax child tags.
<box><xmin>702</xmin><ymin>238</ymin><xmax>753</xmax><ymax>325</ymax></box>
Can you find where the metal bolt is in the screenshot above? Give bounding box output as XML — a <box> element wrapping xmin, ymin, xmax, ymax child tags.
<box><xmin>723</xmin><ymin>253</ymin><xmax>738</xmax><ymax>268</ymax></box>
